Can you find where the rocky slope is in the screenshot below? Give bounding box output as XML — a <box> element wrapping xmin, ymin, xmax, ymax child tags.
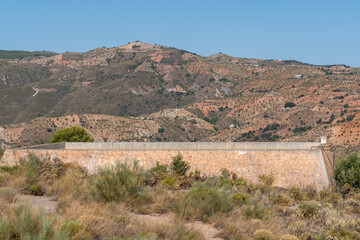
<box><xmin>1</xmin><ymin>41</ymin><xmax>360</xmax><ymax>157</ymax></box>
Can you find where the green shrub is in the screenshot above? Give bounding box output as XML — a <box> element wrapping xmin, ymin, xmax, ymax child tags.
<box><xmin>253</xmin><ymin>229</ymin><xmax>275</xmax><ymax>240</ymax></box>
<box><xmin>17</xmin><ymin>154</ymin><xmax>68</xmax><ymax>194</ymax></box>
<box><xmin>49</xmin><ymin>126</ymin><xmax>94</xmax><ymax>143</ymax></box>
<box><xmin>320</xmin><ymin>188</ymin><xmax>340</xmax><ymax>204</ymax></box>
<box><xmin>61</xmin><ymin>220</ymin><xmax>88</xmax><ymax>238</ymax></box>
<box><xmin>284</xmin><ymin>102</ymin><xmax>296</xmax><ymax>108</ymax></box>
<box><xmin>232</xmin><ymin>193</ymin><xmax>249</xmax><ymax>205</ymax></box>
<box><xmin>175</xmin><ymin>183</ymin><xmax>234</xmax><ymax>222</ymax></box>
<box><xmin>146</xmin><ymin>162</ymin><xmax>168</xmax><ymax>186</ymax></box>
<box><xmin>280</xmin><ymin>234</ymin><xmax>299</xmax><ymax>240</ymax></box>
<box><xmin>296</xmin><ymin>200</ymin><xmax>321</xmax><ymax>219</ymax></box>
<box><xmin>243</xmin><ymin>200</ymin><xmax>269</xmax><ymax>220</ymax></box>
<box><xmin>170</xmin><ymin>154</ymin><xmax>189</xmax><ymax>176</ymax></box>
<box><xmin>290</xmin><ymin>187</ymin><xmax>303</xmax><ymax>200</ymax></box>
<box><xmin>334</xmin><ymin>152</ymin><xmax>360</xmax><ymax>189</ymax></box>
<box><xmin>258</xmin><ymin>173</ymin><xmax>275</xmax><ymax>186</ymax></box>
<box><xmin>274</xmin><ymin>193</ymin><xmax>292</xmax><ymax>206</ymax></box>
<box><xmin>221</xmin><ymin>168</ymin><xmax>231</xmax><ymax>179</ymax></box>
<box><xmin>346</xmin><ymin>114</ymin><xmax>355</xmax><ymax>122</ymax></box>
<box><xmin>0</xmin><ymin>204</ymin><xmax>69</xmax><ymax>239</ymax></box>
<box><xmin>91</xmin><ymin>161</ymin><xmax>148</xmax><ymax>204</ymax></box>
<box><xmin>303</xmin><ymin>186</ymin><xmax>318</xmax><ymax>199</ymax></box>
<box><xmin>0</xmin><ymin>165</ymin><xmax>20</xmax><ymax>176</ymax></box>
<box><xmin>19</xmin><ymin>153</ymin><xmax>40</xmax><ymax>185</ymax></box>
<box><xmin>0</xmin><ymin>172</ymin><xmax>11</xmax><ymax>185</ymax></box>
<box><xmin>29</xmin><ymin>184</ymin><xmax>44</xmax><ymax>196</ymax></box>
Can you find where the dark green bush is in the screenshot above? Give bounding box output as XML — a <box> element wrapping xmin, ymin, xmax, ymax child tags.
<box><xmin>49</xmin><ymin>126</ymin><xmax>94</xmax><ymax>143</ymax></box>
<box><xmin>146</xmin><ymin>162</ymin><xmax>168</xmax><ymax>186</ymax></box>
<box><xmin>284</xmin><ymin>102</ymin><xmax>296</xmax><ymax>108</ymax></box>
<box><xmin>29</xmin><ymin>184</ymin><xmax>44</xmax><ymax>196</ymax></box>
<box><xmin>170</xmin><ymin>154</ymin><xmax>189</xmax><ymax>176</ymax></box>
<box><xmin>334</xmin><ymin>152</ymin><xmax>360</xmax><ymax>189</ymax></box>
<box><xmin>346</xmin><ymin>114</ymin><xmax>355</xmax><ymax>122</ymax></box>
<box><xmin>91</xmin><ymin>161</ymin><xmax>148</xmax><ymax>204</ymax></box>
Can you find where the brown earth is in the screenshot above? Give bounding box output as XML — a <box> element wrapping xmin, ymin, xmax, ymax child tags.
<box><xmin>1</xmin><ymin>41</ymin><xmax>360</xmax><ymax>158</ymax></box>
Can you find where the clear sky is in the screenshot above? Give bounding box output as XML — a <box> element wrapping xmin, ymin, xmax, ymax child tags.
<box><xmin>1</xmin><ymin>0</ymin><xmax>359</xmax><ymax>66</ymax></box>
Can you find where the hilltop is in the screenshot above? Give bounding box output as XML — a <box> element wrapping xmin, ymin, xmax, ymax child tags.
<box><xmin>1</xmin><ymin>41</ymin><xmax>360</xmax><ymax>157</ymax></box>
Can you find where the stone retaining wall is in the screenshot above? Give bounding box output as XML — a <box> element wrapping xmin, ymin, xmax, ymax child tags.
<box><xmin>1</xmin><ymin>142</ymin><xmax>330</xmax><ymax>189</ymax></box>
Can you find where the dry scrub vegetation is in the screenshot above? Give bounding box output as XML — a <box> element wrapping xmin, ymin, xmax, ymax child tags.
<box><xmin>0</xmin><ymin>153</ymin><xmax>359</xmax><ymax>239</ymax></box>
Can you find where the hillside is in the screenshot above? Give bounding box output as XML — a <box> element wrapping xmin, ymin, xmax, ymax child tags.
<box><xmin>1</xmin><ymin>41</ymin><xmax>360</xmax><ymax>157</ymax></box>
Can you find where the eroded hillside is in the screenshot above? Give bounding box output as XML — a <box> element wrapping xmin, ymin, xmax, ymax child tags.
<box><xmin>1</xmin><ymin>41</ymin><xmax>360</xmax><ymax>157</ymax></box>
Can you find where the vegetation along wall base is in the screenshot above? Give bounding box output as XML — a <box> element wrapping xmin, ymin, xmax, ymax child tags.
<box><xmin>1</xmin><ymin>141</ymin><xmax>332</xmax><ymax>190</ymax></box>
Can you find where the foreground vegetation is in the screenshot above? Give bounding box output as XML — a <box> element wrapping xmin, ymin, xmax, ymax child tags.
<box><xmin>0</xmin><ymin>153</ymin><xmax>359</xmax><ymax>239</ymax></box>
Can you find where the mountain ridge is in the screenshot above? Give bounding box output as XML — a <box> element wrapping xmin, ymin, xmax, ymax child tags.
<box><xmin>1</xmin><ymin>41</ymin><xmax>360</xmax><ymax>158</ymax></box>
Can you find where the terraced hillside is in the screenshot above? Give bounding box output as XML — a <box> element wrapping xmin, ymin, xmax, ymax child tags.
<box><xmin>1</xmin><ymin>41</ymin><xmax>360</xmax><ymax>157</ymax></box>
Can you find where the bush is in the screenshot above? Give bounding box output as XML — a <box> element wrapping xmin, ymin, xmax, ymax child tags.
<box><xmin>334</xmin><ymin>152</ymin><xmax>360</xmax><ymax>189</ymax></box>
<box><xmin>296</xmin><ymin>200</ymin><xmax>321</xmax><ymax>219</ymax></box>
<box><xmin>170</xmin><ymin>154</ymin><xmax>189</xmax><ymax>176</ymax></box>
<box><xmin>243</xmin><ymin>200</ymin><xmax>269</xmax><ymax>220</ymax></box>
<box><xmin>49</xmin><ymin>126</ymin><xmax>94</xmax><ymax>143</ymax></box>
<box><xmin>145</xmin><ymin>162</ymin><xmax>168</xmax><ymax>186</ymax></box>
<box><xmin>0</xmin><ymin>204</ymin><xmax>69</xmax><ymax>239</ymax></box>
<box><xmin>274</xmin><ymin>193</ymin><xmax>292</xmax><ymax>206</ymax></box>
<box><xmin>280</xmin><ymin>234</ymin><xmax>299</xmax><ymax>240</ymax></box>
<box><xmin>175</xmin><ymin>183</ymin><xmax>234</xmax><ymax>222</ymax></box>
<box><xmin>258</xmin><ymin>173</ymin><xmax>275</xmax><ymax>186</ymax></box>
<box><xmin>232</xmin><ymin>193</ymin><xmax>249</xmax><ymax>205</ymax></box>
<box><xmin>284</xmin><ymin>102</ymin><xmax>296</xmax><ymax>108</ymax></box>
<box><xmin>19</xmin><ymin>153</ymin><xmax>40</xmax><ymax>185</ymax></box>
<box><xmin>91</xmin><ymin>161</ymin><xmax>148</xmax><ymax>204</ymax></box>
<box><xmin>20</xmin><ymin>155</ymin><xmax>66</xmax><ymax>185</ymax></box>
<box><xmin>29</xmin><ymin>184</ymin><xmax>44</xmax><ymax>196</ymax></box>
<box><xmin>61</xmin><ymin>220</ymin><xmax>90</xmax><ymax>238</ymax></box>
<box><xmin>346</xmin><ymin>114</ymin><xmax>355</xmax><ymax>122</ymax></box>
<box><xmin>290</xmin><ymin>187</ymin><xmax>303</xmax><ymax>200</ymax></box>
<box><xmin>253</xmin><ymin>229</ymin><xmax>275</xmax><ymax>240</ymax></box>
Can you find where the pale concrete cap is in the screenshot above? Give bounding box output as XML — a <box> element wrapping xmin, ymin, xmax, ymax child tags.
<box><xmin>320</xmin><ymin>136</ymin><xmax>327</xmax><ymax>144</ymax></box>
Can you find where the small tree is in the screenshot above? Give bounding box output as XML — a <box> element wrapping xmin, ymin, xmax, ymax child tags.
<box><xmin>334</xmin><ymin>152</ymin><xmax>360</xmax><ymax>189</ymax></box>
<box><xmin>49</xmin><ymin>126</ymin><xmax>94</xmax><ymax>143</ymax></box>
<box><xmin>284</xmin><ymin>102</ymin><xmax>296</xmax><ymax>108</ymax></box>
<box><xmin>170</xmin><ymin>153</ymin><xmax>189</xmax><ymax>176</ymax></box>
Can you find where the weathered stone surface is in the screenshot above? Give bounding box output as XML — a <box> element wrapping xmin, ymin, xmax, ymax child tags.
<box><xmin>1</xmin><ymin>142</ymin><xmax>330</xmax><ymax>189</ymax></box>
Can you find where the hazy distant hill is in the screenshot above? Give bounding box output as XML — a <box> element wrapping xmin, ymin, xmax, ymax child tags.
<box><xmin>0</xmin><ymin>50</ymin><xmax>57</xmax><ymax>60</ymax></box>
<box><xmin>1</xmin><ymin>41</ymin><xmax>360</xmax><ymax>157</ymax></box>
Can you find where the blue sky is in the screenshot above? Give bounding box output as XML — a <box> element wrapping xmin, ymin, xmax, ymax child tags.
<box><xmin>1</xmin><ymin>0</ymin><xmax>359</xmax><ymax>66</ymax></box>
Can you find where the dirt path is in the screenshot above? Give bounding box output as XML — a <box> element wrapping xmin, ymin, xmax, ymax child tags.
<box><xmin>15</xmin><ymin>195</ymin><xmax>58</xmax><ymax>214</ymax></box>
<box><xmin>32</xmin><ymin>87</ymin><xmax>39</xmax><ymax>97</ymax></box>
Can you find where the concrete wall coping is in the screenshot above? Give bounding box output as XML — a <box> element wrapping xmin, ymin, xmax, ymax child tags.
<box><xmin>20</xmin><ymin>142</ymin><xmax>326</xmax><ymax>150</ymax></box>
